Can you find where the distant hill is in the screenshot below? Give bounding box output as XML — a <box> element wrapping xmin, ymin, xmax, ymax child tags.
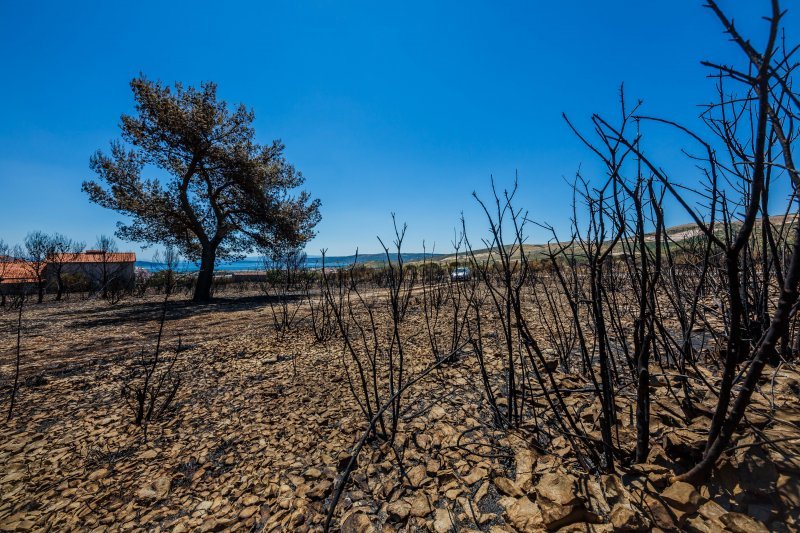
<box><xmin>432</xmin><ymin>215</ymin><xmax>798</xmax><ymax>264</ymax></box>
<box><xmin>136</xmin><ymin>216</ymin><xmax>797</xmax><ymax>271</ymax></box>
<box><xmin>309</xmin><ymin>252</ymin><xmax>448</xmax><ymax>265</ymax></box>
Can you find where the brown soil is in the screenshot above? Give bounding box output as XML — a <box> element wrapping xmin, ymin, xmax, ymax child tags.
<box><xmin>1</xmin><ymin>292</ymin><xmax>798</xmax><ymax>531</ymax></box>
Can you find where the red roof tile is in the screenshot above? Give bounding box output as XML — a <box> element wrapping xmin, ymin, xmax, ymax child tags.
<box><xmin>0</xmin><ymin>261</ymin><xmax>44</xmax><ymax>284</ymax></box>
<box><xmin>49</xmin><ymin>251</ymin><xmax>136</xmax><ymax>264</ymax></box>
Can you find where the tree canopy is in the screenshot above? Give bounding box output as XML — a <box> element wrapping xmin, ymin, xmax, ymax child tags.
<box><xmin>83</xmin><ymin>76</ymin><xmax>321</xmax><ymax>301</ymax></box>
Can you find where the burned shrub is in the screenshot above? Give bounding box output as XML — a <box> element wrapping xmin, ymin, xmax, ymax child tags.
<box><xmin>120</xmin><ymin>299</ymin><xmax>183</xmax><ymax>434</ymax></box>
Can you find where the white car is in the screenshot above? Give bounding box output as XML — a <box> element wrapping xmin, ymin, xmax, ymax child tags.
<box><xmin>450</xmin><ymin>267</ymin><xmax>472</xmax><ymax>282</ymax></box>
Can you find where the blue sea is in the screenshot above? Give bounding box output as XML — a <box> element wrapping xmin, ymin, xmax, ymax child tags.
<box><xmin>135</xmin><ymin>253</ymin><xmax>444</xmax><ymax>273</ymax></box>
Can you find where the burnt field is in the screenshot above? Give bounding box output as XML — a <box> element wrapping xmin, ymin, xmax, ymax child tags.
<box><xmin>1</xmin><ymin>262</ymin><xmax>799</xmax><ymax>532</ymax></box>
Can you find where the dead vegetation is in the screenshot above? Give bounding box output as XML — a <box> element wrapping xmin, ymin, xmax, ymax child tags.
<box><xmin>2</xmin><ymin>265</ymin><xmax>799</xmax><ymax>532</ymax></box>
<box><xmin>2</xmin><ymin>1</ymin><xmax>800</xmax><ymax>532</ymax></box>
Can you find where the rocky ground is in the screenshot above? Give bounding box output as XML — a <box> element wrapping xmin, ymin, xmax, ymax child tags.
<box><xmin>1</xmin><ymin>291</ymin><xmax>799</xmax><ymax>531</ymax></box>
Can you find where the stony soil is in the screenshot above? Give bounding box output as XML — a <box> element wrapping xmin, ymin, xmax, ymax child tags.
<box><xmin>1</xmin><ymin>291</ymin><xmax>799</xmax><ymax>531</ymax></box>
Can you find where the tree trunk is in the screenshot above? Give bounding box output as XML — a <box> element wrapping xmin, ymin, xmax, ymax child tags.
<box><xmin>635</xmin><ymin>360</ymin><xmax>650</xmax><ymax>463</ymax></box>
<box><xmin>677</xmin><ymin>221</ymin><xmax>800</xmax><ymax>485</ymax></box>
<box><xmin>705</xmin><ymin>253</ymin><xmax>743</xmax><ymax>451</ymax></box>
<box><xmin>102</xmin><ymin>265</ymin><xmax>108</xmax><ymax>299</ymax></box>
<box><xmin>55</xmin><ymin>273</ymin><xmax>64</xmax><ymax>301</ymax></box>
<box><xmin>193</xmin><ymin>248</ymin><xmax>216</xmax><ymax>302</ymax></box>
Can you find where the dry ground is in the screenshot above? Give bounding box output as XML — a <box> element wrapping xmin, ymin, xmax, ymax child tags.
<box><xmin>1</xmin><ymin>291</ymin><xmax>799</xmax><ymax>532</ymax></box>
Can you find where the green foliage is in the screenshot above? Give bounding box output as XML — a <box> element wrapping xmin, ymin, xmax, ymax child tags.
<box><xmin>83</xmin><ymin>76</ymin><xmax>321</xmax><ymax>300</ymax></box>
<box><xmin>61</xmin><ymin>273</ymin><xmax>92</xmax><ymax>293</ymax></box>
<box><xmin>145</xmin><ymin>270</ymin><xmax>193</xmax><ymax>294</ymax></box>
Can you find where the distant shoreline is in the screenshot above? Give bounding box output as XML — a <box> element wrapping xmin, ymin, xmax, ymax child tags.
<box><xmin>135</xmin><ymin>252</ymin><xmax>448</xmax><ymax>273</ymax></box>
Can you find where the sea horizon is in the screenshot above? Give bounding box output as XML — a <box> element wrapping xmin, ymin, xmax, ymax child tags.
<box><xmin>135</xmin><ymin>252</ymin><xmax>447</xmax><ymax>272</ymax></box>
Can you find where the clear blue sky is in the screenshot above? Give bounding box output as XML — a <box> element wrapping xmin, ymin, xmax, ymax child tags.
<box><xmin>0</xmin><ymin>1</ymin><xmax>793</xmax><ymax>257</ymax></box>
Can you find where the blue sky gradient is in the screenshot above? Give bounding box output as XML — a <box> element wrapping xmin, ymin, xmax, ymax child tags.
<box><xmin>0</xmin><ymin>1</ymin><xmax>794</xmax><ymax>257</ymax></box>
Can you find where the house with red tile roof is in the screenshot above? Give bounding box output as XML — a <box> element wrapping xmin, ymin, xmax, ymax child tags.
<box><xmin>48</xmin><ymin>250</ymin><xmax>136</xmax><ymax>292</ymax></box>
<box><xmin>0</xmin><ymin>250</ymin><xmax>136</xmax><ymax>295</ymax></box>
<box><xmin>0</xmin><ymin>260</ymin><xmax>42</xmax><ymax>285</ymax></box>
